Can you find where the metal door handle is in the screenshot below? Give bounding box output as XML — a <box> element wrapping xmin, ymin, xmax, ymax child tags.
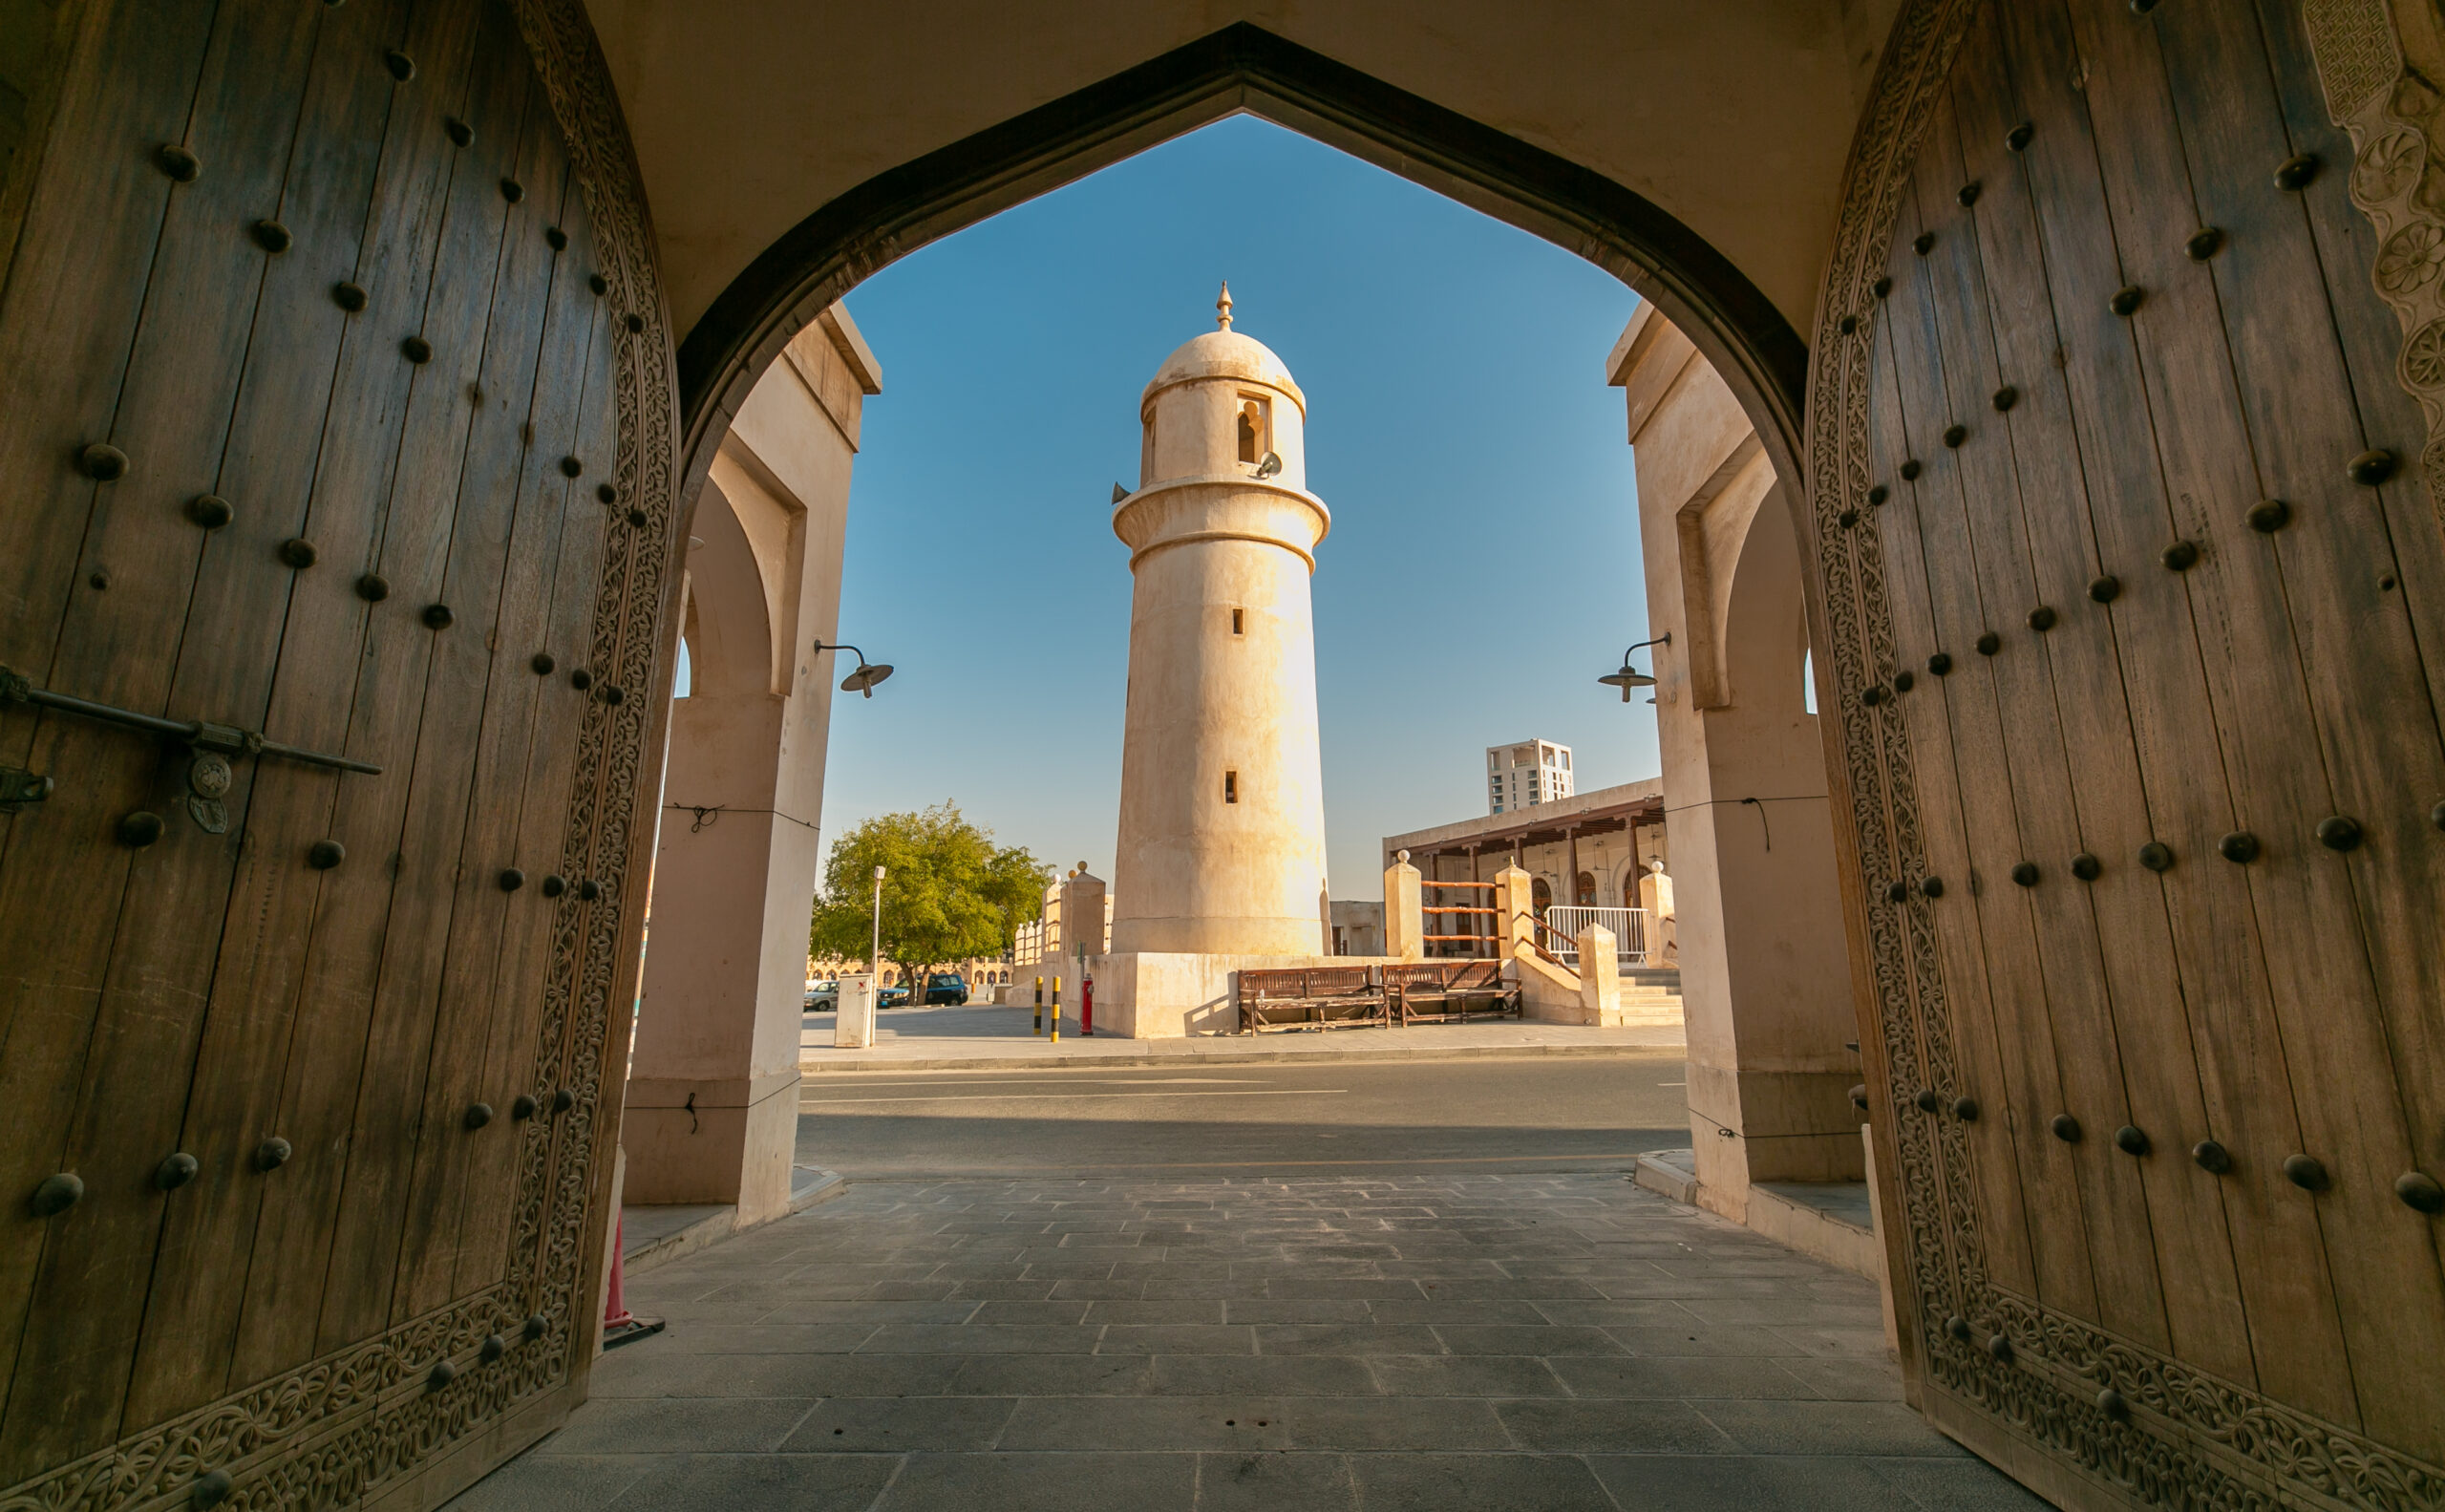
<box><xmin>0</xmin><ymin>665</ymin><xmax>381</xmax><ymax>776</ymax></box>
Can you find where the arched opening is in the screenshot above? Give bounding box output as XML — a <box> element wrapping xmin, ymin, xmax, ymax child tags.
<box><xmin>648</xmin><ymin>24</ymin><xmax>1823</xmax><ymax>1109</ymax></box>
<box><xmin>1235</xmin><ymin>401</ymin><xmax>1261</xmax><ymax>463</ymax></box>
<box><xmin>631</xmin><ymin>6</ymin><xmax>1847</xmax><ymax>1387</ymax></box>
<box><xmin>652</xmin><ymin>25</ymin><xmax>1820</xmax><ymax>1062</ymax></box>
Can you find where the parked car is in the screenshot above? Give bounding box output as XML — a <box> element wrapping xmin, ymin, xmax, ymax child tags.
<box><xmin>879</xmin><ymin>984</ymin><xmax>911</xmax><ymax>1007</ymax></box>
<box><xmin>924</xmin><ymin>972</ymin><xmax>969</xmax><ymax>1005</ymax></box>
<box><xmin>802</xmin><ymin>979</ymin><xmax>838</xmax><ymax>1010</ymax></box>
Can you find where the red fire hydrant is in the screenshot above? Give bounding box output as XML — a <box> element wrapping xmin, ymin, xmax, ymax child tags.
<box><xmin>1082</xmin><ymin>974</ymin><xmax>1094</xmax><ymax>1036</ymax></box>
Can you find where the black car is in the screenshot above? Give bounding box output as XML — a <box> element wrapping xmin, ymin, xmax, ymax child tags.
<box><xmin>923</xmin><ymin>972</ymin><xmax>969</xmax><ymax>1005</ymax></box>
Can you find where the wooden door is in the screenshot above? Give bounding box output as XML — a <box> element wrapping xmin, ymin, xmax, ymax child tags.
<box><xmin>1816</xmin><ymin>1</ymin><xmax>2445</xmax><ymax>1506</ymax></box>
<box><xmin>0</xmin><ymin>0</ymin><xmax>672</xmax><ymax>1503</ymax></box>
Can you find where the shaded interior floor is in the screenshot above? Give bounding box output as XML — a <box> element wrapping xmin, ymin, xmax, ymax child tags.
<box><xmin>1756</xmin><ymin>1180</ymin><xmax>1874</xmax><ymax>1229</ymax></box>
<box><xmin>448</xmin><ymin>1173</ymin><xmax>2048</xmax><ymax>1510</ymax></box>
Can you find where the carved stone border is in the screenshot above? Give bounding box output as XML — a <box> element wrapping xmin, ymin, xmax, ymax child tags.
<box><xmin>0</xmin><ymin>0</ymin><xmax>671</xmax><ymax>1503</ymax></box>
<box><xmin>1806</xmin><ymin>2</ymin><xmax>2445</xmax><ymax>1510</ymax></box>
<box><xmin>2304</xmin><ymin>0</ymin><xmax>2445</xmax><ymax>535</ymax></box>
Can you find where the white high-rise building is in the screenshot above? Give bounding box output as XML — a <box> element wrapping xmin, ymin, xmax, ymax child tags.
<box><xmin>1488</xmin><ymin>739</ymin><xmax>1573</xmax><ymax>816</ymax></box>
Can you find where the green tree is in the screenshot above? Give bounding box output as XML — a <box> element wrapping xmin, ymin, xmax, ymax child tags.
<box><xmin>808</xmin><ymin>803</ymin><xmax>1049</xmax><ymax>999</ymax></box>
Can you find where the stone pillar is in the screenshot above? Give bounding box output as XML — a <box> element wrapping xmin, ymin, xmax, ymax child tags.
<box><xmin>1493</xmin><ymin>863</ymin><xmax>1537</xmax><ymax>959</ymax></box>
<box><xmin>835</xmin><ymin>975</ymin><xmax>876</xmax><ymax>1049</ymax></box>
<box><xmin>1638</xmin><ymin>863</ymin><xmax>1679</xmax><ymax>966</ymax></box>
<box><xmin>1060</xmin><ymin>869</ymin><xmax>1107</xmax><ymax>975</ymax></box>
<box><xmin>1577</xmin><ymin>924</ymin><xmax>1621</xmax><ymax>1018</ymax></box>
<box><xmin>1384</xmin><ymin>850</ymin><xmax>1423</xmax><ymax>960</ymax></box>
<box><xmin>1609</xmin><ymin>306</ymin><xmax>1860</xmax><ymax>1221</ymax></box>
<box><xmin>626</xmin><ymin>307</ymin><xmax>879</xmax><ymax>1225</ymax></box>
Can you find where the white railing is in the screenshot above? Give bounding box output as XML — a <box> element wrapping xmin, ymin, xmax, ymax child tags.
<box><xmin>1542</xmin><ymin>905</ymin><xmax>1650</xmax><ymax>968</ymax></box>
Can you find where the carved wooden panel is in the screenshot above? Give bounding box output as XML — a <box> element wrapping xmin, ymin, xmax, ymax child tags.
<box><xmin>0</xmin><ymin>0</ymin><xmax>671</xmax><ymax>1504</ymax></box>
<box><xmin>1815</xmin><ymin>0</ymin><xmax>2445</xmax><ymax>1507</ymax></box>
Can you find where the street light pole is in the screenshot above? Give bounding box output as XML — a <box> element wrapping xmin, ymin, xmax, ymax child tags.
<box><xmin>871</xmin><ymin>864</ymin><xmax>885</xmax><ymax>990</ymax></box>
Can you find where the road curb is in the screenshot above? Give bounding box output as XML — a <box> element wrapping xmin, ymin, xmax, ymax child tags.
<box><xmin>798</xmin><ymin>1041</ymin><xmax>1683</xmax><ymax>1075</ymax></box>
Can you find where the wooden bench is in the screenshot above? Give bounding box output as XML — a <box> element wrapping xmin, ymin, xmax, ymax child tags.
<box><xmin>1382</xmin><ymin>961</ymin><xmax>1520</xmax><ymax>1024</ymax></box>
<box><xmin>1236</xmin><ymin>967</ymin><xmax>1389</xmax><ymax>1033</ymax></box>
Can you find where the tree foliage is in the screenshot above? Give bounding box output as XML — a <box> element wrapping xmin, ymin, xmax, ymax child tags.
<box><xmin>808</xmin><ymin>804</ymin><xmax>1049</xmax><ymax>988</ymax></box>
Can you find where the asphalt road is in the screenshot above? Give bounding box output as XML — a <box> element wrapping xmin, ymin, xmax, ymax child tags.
<box><xmin>794</xmin><ymin>1054</ymin><xmax>1690</xmax><ymax>1181</ymax></box>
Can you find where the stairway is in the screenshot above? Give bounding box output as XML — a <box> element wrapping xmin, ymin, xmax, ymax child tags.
<box><xmin>1611</xmin><ymin>966</ymin><xmax>1683</xmax><ymax>1025</ymax></box>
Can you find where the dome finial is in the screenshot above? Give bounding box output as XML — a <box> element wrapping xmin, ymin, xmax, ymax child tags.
<box><xmin>1216</xmin><ymin>281</ymin><xmax>1233</xmax><ymax>330</ymax></box>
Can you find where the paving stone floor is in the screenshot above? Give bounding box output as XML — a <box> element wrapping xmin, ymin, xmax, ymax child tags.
<box><xmin>448</xmin><ymin>1174</ymin><xmax>2051</xmax><ymax>1510</ymax></box>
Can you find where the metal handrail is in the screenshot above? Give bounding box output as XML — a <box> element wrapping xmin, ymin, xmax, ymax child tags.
<box><xmin>1541</xmin><ymin>905</ymin><xmax>1651</xmax><ymax>967</ymax></box>
<box><xmin>1526</xmin><ymin>915</ymin><xmax>1575</xmax><ymax>970</ymax></box>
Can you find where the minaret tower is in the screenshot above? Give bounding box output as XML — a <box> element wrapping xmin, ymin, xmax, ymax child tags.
<box><xmin>1110</xmin><ymin>286</ymin><xmax>1331</xmax><ymax>955</ymax></box>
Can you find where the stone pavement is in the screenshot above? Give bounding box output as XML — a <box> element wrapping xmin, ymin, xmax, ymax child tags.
<box><xmin>448</xmin><ymin>1173</ymin><xmax>2046</xmax><ymax>1510</ymax></box>
<box><xmin>801</xmin><ymin>1002</ymin><xmax>1685</xmax><ymax>1074</ymax></box>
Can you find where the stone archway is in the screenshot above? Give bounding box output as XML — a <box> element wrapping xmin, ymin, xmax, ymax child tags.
<box><xmin>577</xmin><ymin>9</ymin><xmax>2445</xmax><ymax>1509</ymax></box>
<box><xmin>664</xmin><ymin>24</ymin><xmax>1814</xmax><ymax>532</ymax></box>
<box><xmin>631</xmin><ymin>14</ymin><xmax>1841</xmax><ymax>1239</ymax></box>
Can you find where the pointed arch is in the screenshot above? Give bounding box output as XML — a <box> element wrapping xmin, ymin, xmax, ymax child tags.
<box><xmin>672</xmin><ymin>23</ymin><xmax>1808</xmax><ymax>510</ymax></box>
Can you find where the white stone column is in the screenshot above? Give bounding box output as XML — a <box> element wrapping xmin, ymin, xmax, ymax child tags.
<box><xmin>1060</xmin><ymin>868</ymin><xmax>1107</xmax><ymax>974</ymax></box>
<box><xmin>1609</xmin><ymin>307</ymin><xmax>1860</xmax><ymax>1219</ymax></box>
<box><xmin>1493</xmin><ymin>863</ymin><xmax>1537</xmax><ymax>960</ymax></box>
<box><xmin>626</xmin><ymin>309</ymin><xmax>878</xmax><ymax>1225</ymax></box>
<box><xmin>1577</xmin><ymin>924</ymin><xmax>1621</xmax><ymax>1019</ymax></box>
<box><xmin>1384</xmin><ymin>851</ymin><xmax>1423</xmax><ymax>960</ymax></box>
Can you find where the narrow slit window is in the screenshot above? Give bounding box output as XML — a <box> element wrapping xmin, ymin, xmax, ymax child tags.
<box><xmin>1230</xmin><ymin>608</ymin><xmax>1244</xmax><ymax>635</ymax></box>
<box><xmin>1223</xmin><ymin>771</ymin><xmax>1238</xmax><ymax>804</ymax></box>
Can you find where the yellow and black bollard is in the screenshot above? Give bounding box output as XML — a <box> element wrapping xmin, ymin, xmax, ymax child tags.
<box><xmin>1033</xmin><ymin>975</ymin><xmax>1043</xmax><ymax>1035</ymax></box>
<box><xmin>1051</xmin><ymin>975</ymin><xmax>1061</xmax><ymax>1044</ymax></box>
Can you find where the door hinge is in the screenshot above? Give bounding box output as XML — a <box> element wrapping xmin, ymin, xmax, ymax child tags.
<box><xmin>0</xmin><ymin>766</ymin><xmax>53</xmax><ymax>813</ymax></box>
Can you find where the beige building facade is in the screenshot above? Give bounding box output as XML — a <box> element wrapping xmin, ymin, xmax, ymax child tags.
<box><xmin>1386</xmin><ymin>777</ymin><xmax>1674</xmax><ymax>963</ymax></box>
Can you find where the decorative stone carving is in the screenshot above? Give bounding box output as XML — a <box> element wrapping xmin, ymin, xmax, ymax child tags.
<box><xmin>2308</xmin><ymin>0</ymin><xmax>2445</xmax><ymax>531</ymax></box>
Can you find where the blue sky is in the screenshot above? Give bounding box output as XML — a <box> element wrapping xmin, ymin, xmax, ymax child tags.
<box><xmin>809</xmin><ymin>115</ymin><xmax>1657</xmax><ymax>894</ymax></box>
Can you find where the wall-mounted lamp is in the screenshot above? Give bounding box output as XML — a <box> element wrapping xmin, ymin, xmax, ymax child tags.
<box><xmin>1599</xmin><ymin>633</ymin><xmax>1671</xmax><ymax>703</ymax></box>
<box><xmin>814</xmin><ymin>641</ymin><xmax>894</xmax><ymax>698</ymax></box>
